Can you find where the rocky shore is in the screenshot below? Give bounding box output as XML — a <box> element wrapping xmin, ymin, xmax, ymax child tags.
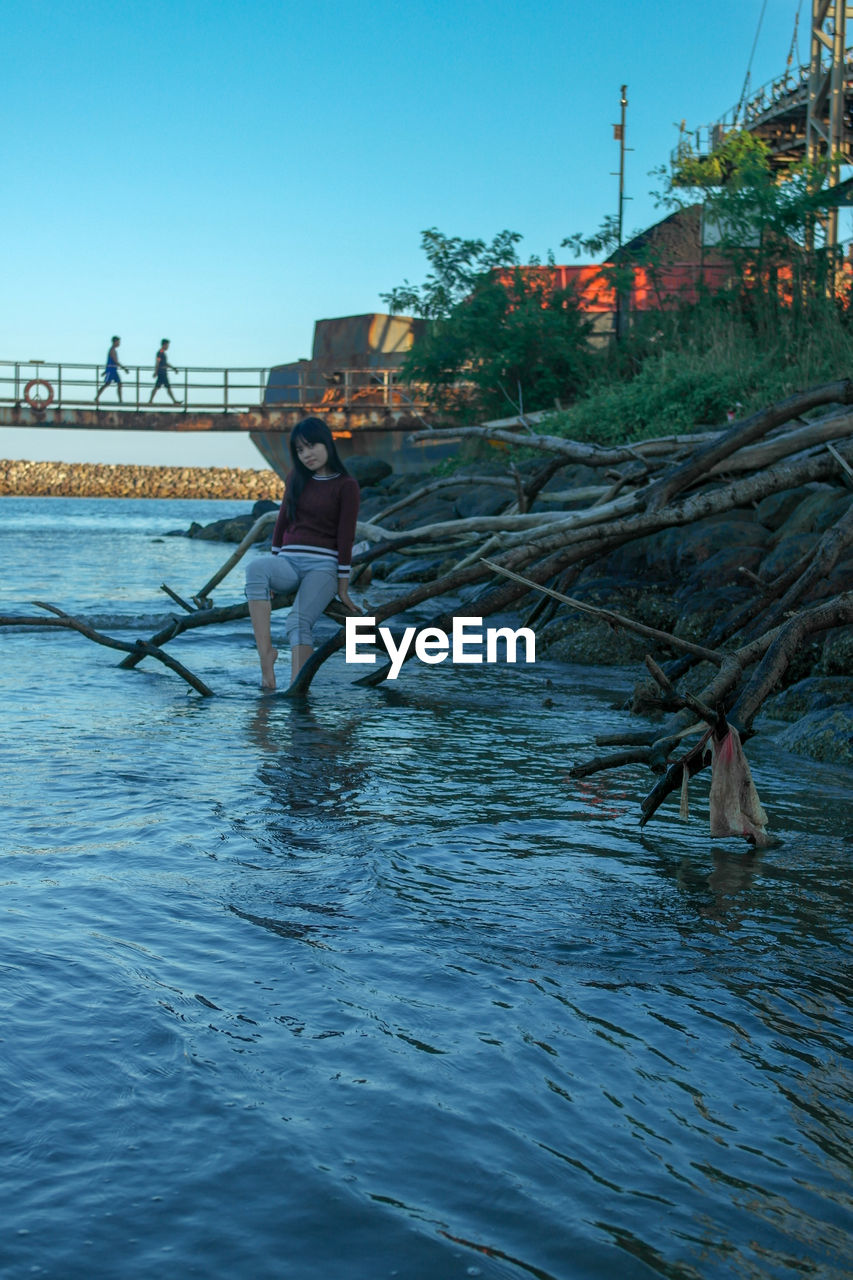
<box><xmin>184</xmin><ymin>455</ymin><xmax>853</xmax><ymax>766</ymax></box>
<box><xmin>0</xmin><ymin>458</ymin><xmax>281</xmax><ymax>502</ymax></box>
<box><xmin>8</xmin><ymin>452</ymin><xmax>850</xmax><ymax>766</ymax></box>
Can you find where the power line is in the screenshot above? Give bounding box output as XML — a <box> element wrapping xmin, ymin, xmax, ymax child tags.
<box><xmin>736</xmin><ymin>0</ymin><xmax>770</xmax><ymax>122</ymax></box>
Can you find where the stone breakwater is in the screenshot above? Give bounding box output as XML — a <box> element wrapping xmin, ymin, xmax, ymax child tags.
<box><xmin>0</xmin><ymin>458</ymin><xmax>282</xmax><ymax>501</ymax></box>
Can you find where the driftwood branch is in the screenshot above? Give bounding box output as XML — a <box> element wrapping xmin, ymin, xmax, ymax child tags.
<box><xmin>30</xmin><ymin>602</ymin><xmax>214</xmax><ymax>696</ymax></box>
<box><xmin>644</xmin><ymin>380</ymin><xmax>853</xmax><ymax>511</ymax></box>
<box><xmin>479</xmin><ymin>559</ymin><xmax>723</xmax><ymax>664</ymax></box>
<box><xmin>193</xmin><ymin>510</ymin><xmax>277</xmax><ymax>604</ymax></box>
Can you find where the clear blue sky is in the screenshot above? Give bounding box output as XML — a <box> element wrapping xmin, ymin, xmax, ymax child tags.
<box><xmin>1</xmin><ymin>0</ymin><xmax>835</xmax><ymax>467</ymax></box>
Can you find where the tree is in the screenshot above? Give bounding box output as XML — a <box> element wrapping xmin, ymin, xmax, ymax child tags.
<box><xmin>655</xmin><ymin>129</ymin><xmax>838</xmax><ymax>315</ymax></box>
<box><xmin>382</xmin><ymin>229</ymin><xmax>593</xmax><ymax>419</ymax></box>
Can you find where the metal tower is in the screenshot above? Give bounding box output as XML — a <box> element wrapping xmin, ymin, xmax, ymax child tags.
<box><xmin>806</xmin><ymin>1</ymin><xmax>853</xmax><ymax>246</ymax></box>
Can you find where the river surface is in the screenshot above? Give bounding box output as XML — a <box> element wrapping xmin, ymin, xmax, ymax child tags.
<box><xmin>1</xmin><ymin>497</ymin><xmax>851</xmax><ymax>1280</ymax></box>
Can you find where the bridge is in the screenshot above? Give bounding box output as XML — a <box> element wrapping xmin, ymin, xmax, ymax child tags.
<box><xmin>0</xmin><ymin>357</ymin><xmax>458</xmax><ymax>476</ymax></box>
<box><xmin>0</xmin><ymin>358</ymin><xmax>430</xmax><ymax>434</ymax></box>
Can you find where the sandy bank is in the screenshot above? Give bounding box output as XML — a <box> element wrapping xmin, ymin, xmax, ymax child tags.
<box><xmin>0</xmin><ymin>458</ymin><xmax>282</xmax><ymax>501</ymax></box>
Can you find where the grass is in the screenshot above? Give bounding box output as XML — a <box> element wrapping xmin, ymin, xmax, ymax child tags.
<box><xmin>546</xmin><ymin>296</ymin><xmax>853</xmax><ymax>445</ymax></box>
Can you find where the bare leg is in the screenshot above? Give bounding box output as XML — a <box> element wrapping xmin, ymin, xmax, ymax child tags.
<box><xmin>248</xmin><ymin>599</ymin><xmax>278</xmax><ymax>689</ymax></box>
<box><xmin>290</xmin><ymin>644</ymin><xmax>313</xmax><ymax>684</ymax></box>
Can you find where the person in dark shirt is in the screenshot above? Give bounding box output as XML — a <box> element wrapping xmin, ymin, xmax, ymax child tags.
<box><xmin>245</xmin><ymin>416</ymin><xmax>360</xmax><ymax>690</ymax></box>
<box><xmin>149</xmin><ymin>339</ymin><xmax>180</xmax><ymax>404</ymax></box>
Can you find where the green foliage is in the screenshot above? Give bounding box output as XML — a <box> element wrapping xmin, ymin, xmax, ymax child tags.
<box><xmin>381</xmin><ymin>227</ymin><xmax>526</xmax><ymax>321</ymax></box>
<box><xmin>657</xmin><ymin>128</ymin><xmax>837</xmax><ymax>305</ymax></box>
<box><xmin>387</xmin><ymin>138</ymin><xmax>853</xmax><ymax>441</ymax></box>
<box><xmin>383</xmin><ymin>230</ymin><xmax>594</xmax><ymax>419</ymax></box>
<box><xmin>545</xmin><ymin>296</ymin><xmax>853</xmax><ymax>445</ymax></box>
<box><xmin>668</xmin><ymin>128</ymin><xmax>771</xmax><ymax>190</ymax></box>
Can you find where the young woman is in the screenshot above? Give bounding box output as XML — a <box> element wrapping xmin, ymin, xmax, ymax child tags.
<box><xmin>245</xmin><ymin>416</ymin><xmax>360</xmax><ymax>690</ymax></box>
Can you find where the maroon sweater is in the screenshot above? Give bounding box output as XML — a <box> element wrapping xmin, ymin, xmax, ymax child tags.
<box><xmin>271</xmin><ymin>471</ymin><xmax>360</xmax><ymax>576</ymax></box>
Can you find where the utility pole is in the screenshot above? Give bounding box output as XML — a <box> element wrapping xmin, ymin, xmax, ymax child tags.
<box><xmin>612</xmin><ymin>85</ymin><xmax>631</xmax><ymax>339</ymax></box>
<box><xmin>615</xmin><ymin>84</ymin><xmax>628</xmax><ymax>249</ymax></box>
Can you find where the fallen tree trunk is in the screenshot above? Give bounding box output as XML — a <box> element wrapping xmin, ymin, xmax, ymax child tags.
<box><xmin>29</xmin><ymin>602</ymin><xmax>214</xmax><ymax>696</ymax></box>
<box><xmin>644</xmin><ymin>379</ymin><xmax>853</xmax><ymax>511</ymax></box>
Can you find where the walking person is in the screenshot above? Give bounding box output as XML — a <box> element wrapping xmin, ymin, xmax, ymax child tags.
<box><xmin>95</xmin><ymin>336</ymin><xmax>128</xmax><ymax>404</ymax></box>
<box><xmin>149</xmin><ymin>339</ymin><xmax>180</xmax><ymax>404</ymax></box>
<box><xmin>244</xmin><ymin>416</ymin><xmax>360</xmax><ymax>691</ymax></box>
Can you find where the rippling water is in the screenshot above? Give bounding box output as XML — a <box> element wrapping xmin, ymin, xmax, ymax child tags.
<box><xmin>1</xmin><ymin>498</ymin><xmax>851</xmax><ymax>1280</ymax></box>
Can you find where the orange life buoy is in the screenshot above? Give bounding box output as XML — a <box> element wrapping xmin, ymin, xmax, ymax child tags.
<box><xmin>24</xmin><ymin>378</ymin><xmax>55</xmax><ymax>411</ymax></box>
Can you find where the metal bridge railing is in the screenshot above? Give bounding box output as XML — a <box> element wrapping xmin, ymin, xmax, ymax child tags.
<box><xmin>0</xmin><ymin>361</ymin><xmax>424</xmax><ymax>414</ymax></box>
<box><xmin>674</xmin><ymin>55</ymin><xmax>853</xmax><ymax>162</ymax></box>
<box><xmin>0</xmin><ymin>360</ymin><xmax>271</xmax><ymax>413</ymax></box>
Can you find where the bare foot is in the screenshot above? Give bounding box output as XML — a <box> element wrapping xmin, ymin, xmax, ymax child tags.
<box><xmin>260</xmin><ymin>646</ymin><xmax>278</xmax><ymax>690</ymax></box>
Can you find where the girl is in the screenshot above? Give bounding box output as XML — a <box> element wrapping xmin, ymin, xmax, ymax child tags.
<box><xmin>245</xmin><ymin>416</ymin><xmax>360</xmax><ymax>690</ymax></box>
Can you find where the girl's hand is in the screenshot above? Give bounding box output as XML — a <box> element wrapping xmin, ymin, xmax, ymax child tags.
<box><xmin>337</xmin><ymin>587</ymin><xmax>361</xmax><ymax>615</ymax></box>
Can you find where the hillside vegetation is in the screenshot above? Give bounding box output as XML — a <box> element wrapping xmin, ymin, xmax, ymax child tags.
<box><xmin>385</xmin><ymin>132</ymin><xmax>853</xmax><ymax>443</ymax></box>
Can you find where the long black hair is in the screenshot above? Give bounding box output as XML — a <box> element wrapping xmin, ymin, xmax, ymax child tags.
<box><xmin>284</xmin><ymin>416</ymin><xmax>349</xmax><ymax>524</ymax></box>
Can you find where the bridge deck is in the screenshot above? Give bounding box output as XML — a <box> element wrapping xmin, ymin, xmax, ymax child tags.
<box><xmin>0</xmin><ymin>359</ymin><xmax>432</xmax><ymax>432</ymax></box>
<box><xmin>0</xmin><ymin>404</ymin><xmax>429</xmax><ymax>433</ymax></box>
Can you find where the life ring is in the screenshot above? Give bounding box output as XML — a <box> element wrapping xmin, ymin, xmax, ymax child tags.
<box><xmin>24</xmin><ymin>378</ymin><xmax>54</xmax><ymax>411</ymax></box>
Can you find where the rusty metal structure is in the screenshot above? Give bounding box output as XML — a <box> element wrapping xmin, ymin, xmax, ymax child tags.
<box><xmin>675</xmin><ymin>1</ymin><xmax>853</xmax><ymax>245</ymax></box>
<box><xmin>0</xmin><ymin>316</ymin><xmax>460</xmax><ymax>477</ymax></box>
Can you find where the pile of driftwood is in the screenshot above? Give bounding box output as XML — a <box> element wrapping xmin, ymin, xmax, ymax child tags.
<box><xmin>5</xmin><ymin>380</ymin><xmax>852</xmax><ymax>840</ymax></box>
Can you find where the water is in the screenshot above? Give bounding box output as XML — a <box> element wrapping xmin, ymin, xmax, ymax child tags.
<box><xmin>1</xmin><ymin>497</ymin><xmax>851</xmax><ymax>1280</ymax></box>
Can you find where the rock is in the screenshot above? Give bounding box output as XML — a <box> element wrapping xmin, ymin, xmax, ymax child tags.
<box><xmin>384</xmin><ymin>556</ymin><xmax>447</xmax><ymax>584</ymax></box>
<box><xmin>674</xmin><ymin>585</ymin><xmax>753</xmax><ymax>642</ymax></box>
<box><xmin>346</xmin><ymin>457</ymin><xmax>393</xmax><ymax>486</ymax></box>
<box><xmin>763</xmin><ymin>676</ymin><xmax>853</xmax><ymax>721</ymax></box>
<box><xmin>818</xmin><ymin>627</ymin><xmax>853</xmax><ymax>675</ymax></box>
<box><xmin>394</xmin><ymin>495</ymin><xmax>456</xmax><ymax>527</ymax></box>
<box><xmin>814</xmin><ymin>490</ymin><xmax>853</xmax><ymax>533</ymax></box>
<box><xmin>252</xmin><ymin>498</ymin><xmax>279</xmax><ymax>518</ymax></box>
<box><xmin>539</xmin><ymin>617</ymin><xmax>651</xmax><ymax>666</ymax></box>
<box><xmin>677</xmin><ymin>543</ymin><xmax>767</xmax><ymax>591</ymax></box>
<box><xmin>670</xmin><ymin>511</ymin><xmax>763</xmax><ymax>570</ymax></box>
<box><xmin>454</xmin><ymin>486</ymin><xmax>510</xmax><ymax>518</ymax></box>
<box><xmin>0</xmin><ymin>459</ymin><xmax>280</xmax><ymax>501</ymax></box>
<box><xmin>602</xmin><ymin>529</ymin><xmax>677</xmax><ymax>582</ymax></box>
<box><xmin>759</xmin><ymin>533</ymin><xmax>818</xmax><ymax>580</ymax></box>
<box><xmin>755</xmin><ymin>486</ymin><xmax>815</xmax><ymax>531</ymax></box>
<box><xmin>775</xmin><ymin>485</ymin><xmax>842</xmax><ymax>539</ymax></box>
<box><xmin>773</xmin><ymin>706</ymin><xmax>853</xmax><ymax>765</ymax></box>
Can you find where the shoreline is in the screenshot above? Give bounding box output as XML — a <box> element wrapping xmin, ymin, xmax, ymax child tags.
<box><xmin>0</xmin><ymin>458</ymin><xmax>282</xmax><ymax>501</ymax></box>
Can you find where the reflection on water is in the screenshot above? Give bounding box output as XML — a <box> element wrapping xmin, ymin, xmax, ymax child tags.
<box><xmin>0</xmin><ymin>498</ymin><xmax>851</xmax><ymax>1280</ymax></box>
<box><xmin>249</xmin><ymin>697</ymin><xmax>366</xmax><ymax>818</ymax></box>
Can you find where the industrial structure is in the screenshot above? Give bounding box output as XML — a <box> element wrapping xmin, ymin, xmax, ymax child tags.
<box><xmin>675</xmin><ymin>1</ymin><xmax>853</xmax><ymax>247</ymax></box>
<box><xmin>3</xmin><ymin>2</ymin><xmax>852</xmax><ymax>471</ymax></box>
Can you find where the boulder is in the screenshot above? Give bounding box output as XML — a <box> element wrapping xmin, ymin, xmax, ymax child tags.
<box><xmin>677</xmin><ymin>542</ymin><xmax>767</xmax><ymax>591</ymax></box>
<box><xmin>758</xmin><ymin>533</ymin><xmax>818</xmax><ymax>581</ymax></box>
<box><xmin>755</xmin><ymin>486</ymin><xmax>815</xmax><ymax>532</ymax></box>
<box><xmin>454</xmin><ymin>486</ymin><xmax>510</xmax><ymax>518</ymax></box>
<box><xmin>384</xmin><ymin>556</ymin><xmax>447</xmax><ymax>584</ymax></box>
<box><xmin>818</xmin><ymin>627</ymin><xmax>853</xmax><ymax>676</ymax></box>
<box><xmin>814</xmin><ymin>490</ymin><xmax>853</xmax><ymax>533</ymax></box>
<box><xmin>252</xmin><ymin>498</ymin><xmax>279</xmax><ymax>519</ymax></box>
<box><xmin>762</xmin><ymin>676</ymin><xmax>853</xmax><ymax>721</ymax></box>
<box><xmin>775</xmin><ymin>485</ymin><xmax>844</xmax><ymax>539</ymax></box>
<box><xmin>346</xmin><ymin>457</ymin><xmax>393</xmax><ymax>486</ymax></box>
<box><xmin>188</xmin><ymin>514</ymin><xmax>257</xmax><ymax>542</ymax></box>
<box><xmin>773</xmin><ymin>706</ymin><xmax>853</xmax><ymax>765</ymax></box>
